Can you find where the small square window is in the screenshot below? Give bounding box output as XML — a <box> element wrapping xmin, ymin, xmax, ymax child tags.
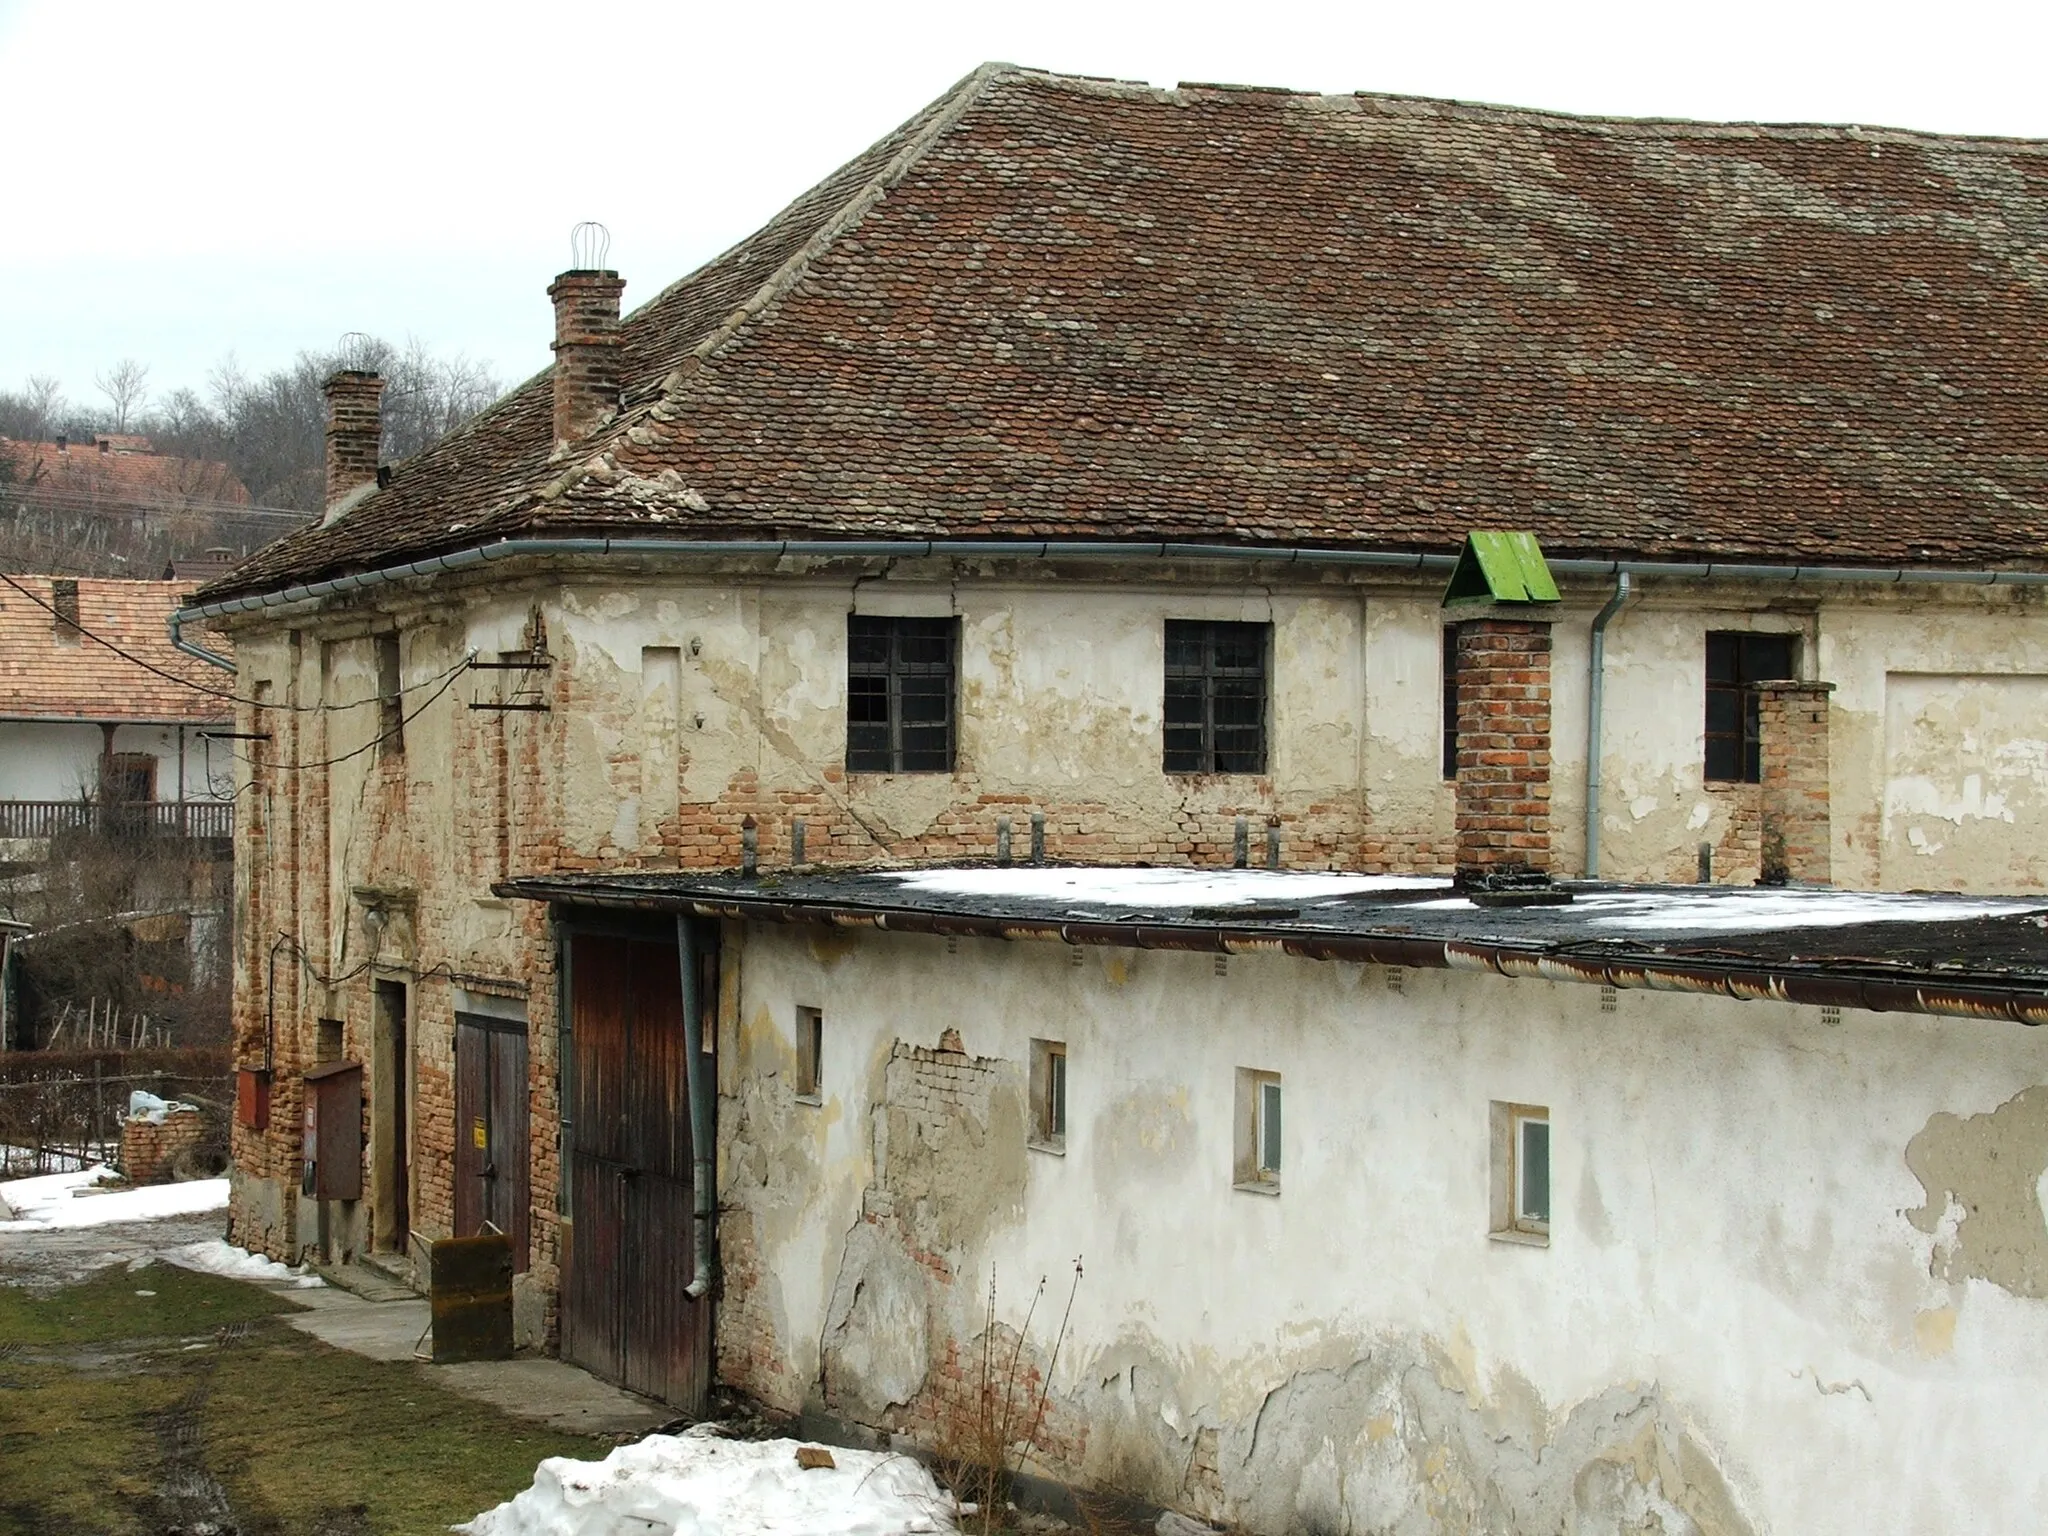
<box><xmin>794</xmin><ymin>1006</ymin><xmax>823</xmax><ymax>1102</ymax></box>
<box><xmin>1030</xmin><ymin>1039</ymin><xmax>1067</xmax><ymax>1152</ymax></box>
<box><xmin>1235</xmin><ymin>1068</ymin><xmax>1282</xmax><ymax>1191</ymax></box>
<box><xmin>1490</xmin><ymin>1101</ymin><xmax>1550</xmax><ymax>1244</ymax></box>
<box><xmin>316</xmin><ymin>1017</ymin><xmax>345</xmax><ymax>1064</ymax></box>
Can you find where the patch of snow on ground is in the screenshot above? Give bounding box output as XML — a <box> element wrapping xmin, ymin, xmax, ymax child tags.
<box><xmin>1574</xmin><ymin>889</ymin><xmax>2048</xmax><ymax>933</ymax></box>
<box><xmin>886</xmin><ymin>866</ymin><xmax>1446</xmax><ymax>908</ymax></box>
<box><xmin>457</xmin><ymin>1431</ymin><xmax>955</xmax><ymax>1536</ymax></box>
<box><xmin>163</xmin><ymin>1238</ymin><xmax>323</xmax><ymax>1288</ymax></box>
<box><xmin>0</xmin><ymin>1169</ymin><xmax>227</xmax><ymax>1231</ymax></box>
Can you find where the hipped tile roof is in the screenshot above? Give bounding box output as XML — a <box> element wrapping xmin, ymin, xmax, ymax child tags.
<box><xmin>209</xmin><ymin>66</ymin><xmax>2048</xmax><ymax>601</ymax></box>
<box><xmin>3</xmin><ymin>437</ymin><xmax>250</xmax><ymax>512</ymax></box>
<box><xmin>0</xmin><ymin>578</ymin><xmax>232</xmax><ymax>723</ymax></box>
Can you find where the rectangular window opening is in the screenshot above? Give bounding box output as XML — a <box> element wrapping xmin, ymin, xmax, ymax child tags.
<box><xmin>375</xmin><ymin>631</ymin><xmax>405</xmax><ymax>759</ymax></box>
<box><xmin>1030</xmin><ymin>1038</ymin><xmax>1067</xmax><ymax>1151</ymax></box>
<box><xmin>1235</xmin><ymin>1067</ymin><xmax>1282</xmax><ymax>1190</ymax></box>
<box><xmin>316</xmin><ymin>1017</ymin><xmax>345</xmax><ymax>1065</ymax></box>
<box><xmin>1441</xmin><ymin>624</ymin><xmax>1460</xmax><ymax>781</ymax></box>
<box><xmin>1490</xmin><ymin>1100</ymin><xmax>1551</xmax><ymax>1243</ymax></box>
<box><xmin>794</xmin><ymin>1006</ymin><xmax>822</xmax><ymax>1102</ymax></box>
<box><xmin>847</xmin><ymin>615</ymin><xmax>957</xmax><ymax>774</ymax></box>
<box><xmin>1164</xmin><ymin>620</ymin><xmax>1270</xmax><ymax>775</ymax></box>
<box><xmin>1704</xmin><ymin>631</ymin><xmax>1797</xmax><ymax>784</ymax></box>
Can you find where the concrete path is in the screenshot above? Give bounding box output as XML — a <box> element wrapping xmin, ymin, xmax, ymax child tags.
<box><xmin>279</xmin><ymin>1273</ymin><xmax>669</xmax><ymax>1437</ymax></box>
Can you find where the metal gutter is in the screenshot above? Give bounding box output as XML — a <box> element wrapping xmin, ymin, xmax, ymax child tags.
<box><xmin>1583</xmin><ymin>572</ymin><xmax>1635</xmax><ymax>880</ymax></box>
<box><xmin>494</xmin><ymin>878</ymin><xmax>2048</xmax><ymax>1028</ymax></box>
<box><xmin>168</xmin><ymin>536</ymin><xmax>2048</xmax><ymax>674</ymax></box>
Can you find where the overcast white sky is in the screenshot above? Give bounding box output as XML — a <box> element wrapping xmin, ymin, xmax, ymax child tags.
<box><xmin>4</xmin><ymin>0</ymin><xmax>2044</xmax><ymax>411</ymax></box>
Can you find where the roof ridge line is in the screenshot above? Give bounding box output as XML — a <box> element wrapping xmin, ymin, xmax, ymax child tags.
<box><xmin>651</xmin><ymin>61</ymin><xmax>1014</xmax><ymax>394</ymax></box>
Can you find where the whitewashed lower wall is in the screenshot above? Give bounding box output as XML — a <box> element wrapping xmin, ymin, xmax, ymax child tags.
<box><xmin>718</xmin><ymin>922</ymin><xmax>2048</xmax><ymax>1534</ymax></box>
<box><xmin>0</xmin><ymin>720</ymin><xmax>227</xmax><ymax>802</ymax></box>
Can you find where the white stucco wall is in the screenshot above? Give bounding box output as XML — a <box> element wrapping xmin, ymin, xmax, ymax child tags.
<box><xmin>721</xmin><ymin>920</ymin><xmax>2048</xmax><ymax>1534</ymax></box>
<box><xmin>0</xmin><ymin>719</ymin><xmax>228</xmax><ymax>802</ymax></box>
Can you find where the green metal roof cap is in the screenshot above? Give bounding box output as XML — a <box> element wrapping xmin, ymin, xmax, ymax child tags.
<box><xmin>1442</xmin><ymin>531</ymin><xmax>1561</xmax><ymax>608</ymax></box>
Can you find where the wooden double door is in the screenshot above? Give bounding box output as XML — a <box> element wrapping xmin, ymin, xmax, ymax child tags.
<box><xmin>561</xmin><ymin>926</ymin><xmax>716</xmax><ymax>1410</ymax></box>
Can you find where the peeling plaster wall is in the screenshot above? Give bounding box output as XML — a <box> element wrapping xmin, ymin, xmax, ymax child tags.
<box><xmin>219</xmin><ymin>560</ymin><xmax>2048</xmax><ymax>1346</ymax></box>
<box><xmin>721</xmin><ymin>920</ymin><xmax>2048</xmax><ymax>1534</ymax></box>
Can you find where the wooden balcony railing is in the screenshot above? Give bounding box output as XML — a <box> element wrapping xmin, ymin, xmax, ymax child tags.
<box><xmin>0</xmin><ymin>800</ymin><xmax>234</xmax><ymax>841</ymax></box>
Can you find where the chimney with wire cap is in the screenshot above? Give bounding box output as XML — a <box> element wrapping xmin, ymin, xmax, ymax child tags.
<box><xmin>322</xmin><ymin>356</ymin><xmax>384</xmax><ymax>511</ymax></box>
<box><xmin>549</xmin><ymin>222</ymin><xmax>625</xmax><ymax>451</ymax></box>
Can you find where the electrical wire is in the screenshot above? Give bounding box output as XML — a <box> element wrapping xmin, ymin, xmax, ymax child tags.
<box><xmin>223</xmin><ymin>657</ymin><xmax>476</xmax><ymax>776</ymax></box>
<box><xmin>0</xmin><ymin>567</ymin><xmax>476</xmax><ymax>714</ymax></box>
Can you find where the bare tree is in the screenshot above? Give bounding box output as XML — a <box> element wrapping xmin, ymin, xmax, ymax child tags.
<box><xmin>94</xmin><ymin>358</ymin><xmax>150</xmax><ymax>432</ymax></box>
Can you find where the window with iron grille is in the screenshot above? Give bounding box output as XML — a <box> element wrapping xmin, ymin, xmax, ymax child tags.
<box><xmin>1163</xmin><ymin>620</ymin><xmax>1269</xmax><ymax>774</ymax></box>
<box><xmin>1704</xmin><ymin>632</ymin><xmax>1797</xmax><ymax>784</ymax></box>
<box><xmin>847</xmin><ymin>615</ymin><xmax>957</xmax><ymax>774</ymax></box>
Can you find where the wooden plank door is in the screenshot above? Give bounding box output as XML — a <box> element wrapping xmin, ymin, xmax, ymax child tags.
<box><xmin>563</xmin><ymin>928</ymin><xmax>714</xmax><ymax>1411</ymax></box>
<box><xmin>454</xmin><ymin>1013</ymin><xmax>530</xmax><ymax>1270</ymax></box>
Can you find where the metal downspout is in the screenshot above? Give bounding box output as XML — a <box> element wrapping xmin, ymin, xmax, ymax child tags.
<box><xmin>1584</xmin><ymin>571</ymin><xmax>1634</xmax><ymax>880</ymax></box>
<box><xmin>675</xmin><ymin>915</ymin><xmax>715</xmax><ymax>1300</ymax></box>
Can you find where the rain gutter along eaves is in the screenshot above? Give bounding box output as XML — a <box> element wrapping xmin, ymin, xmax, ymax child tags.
<box><xmin>169</xmin><ymin>535</ymin><xmax>2048</xmax><ymax>675</ymax></box>
<box><xmin>491</xmin><ymin>877</ymin><xmax>2048</xmax><ymax>1028</ymax></box>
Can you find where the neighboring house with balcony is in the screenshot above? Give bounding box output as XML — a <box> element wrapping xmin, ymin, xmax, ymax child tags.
<box><xmin>0</xmin><ymin>576</ymin><xmax>233</xmax><ymax>1045</ymax></box>
<box><xmin>184</xmin><ymin>67</ymin><xmax>2048</xmax><ymax>1534</ymax></box>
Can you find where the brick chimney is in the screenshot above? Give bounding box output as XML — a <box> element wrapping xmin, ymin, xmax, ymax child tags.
<box><xmin>1453</xmin><ymin>618</ymin><xmax>1553</xmax><ymax>886</ymax></box>
<box><xmin>548</xmin><ymin>269</ymin><xmax>626</xmax><ymax>449</ymax></box>
<box><xmin>322</xmin><ymin>369</ymin><xmax>384</xmax><ymax>509</ymax></box>
<box><xmin>1756</xmin><ymin>680</ymin><xmax>1834</xmax><ymax>885</ymax></box>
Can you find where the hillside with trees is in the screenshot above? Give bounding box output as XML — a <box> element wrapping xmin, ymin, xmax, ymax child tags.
<box><xmin>0</xmin><ymin>339</ymin><xmax>501</xmax><ymax>577</ymax></box>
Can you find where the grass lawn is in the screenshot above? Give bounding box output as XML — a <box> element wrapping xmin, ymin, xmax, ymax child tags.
<box><xmin>0</xmin><ymin>1265</ymin><xmax>604</xmax><ymax>1535</ymax></box>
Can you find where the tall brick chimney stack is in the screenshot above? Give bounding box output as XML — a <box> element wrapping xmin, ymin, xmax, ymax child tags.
<box><xmin>1453</xmin><ymin>618</ymin><xmax>1554</xmax><ymax>886</ymax></box>
<box><xmin>322</xmin><ymin>370</ymin><xmax>384</xmax><ymax>509</ymax></box>
<box><xmin>548</xmin><ymin>269</ymin><xmax>626</xmax><ymax>449</ymax></box>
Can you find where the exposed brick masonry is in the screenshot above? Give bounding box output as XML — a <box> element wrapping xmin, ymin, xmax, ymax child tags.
<box><xmin>548</xmin><ymin>270</ymin><xmax>626</xmax><ymax>449</ymax></box>
<box><xmin>1757</xmin><ymin>680</ymin><xmax>1835</xmax><ymax>885</ymax></box>
<box><xmin>122</xmin><ymin>1108</ymin><xmax>204</xmax><ymax>1185</ymax></box>
<box><xmin>322</xmin><ymin>370</ymin><xmax>383</xmax><ymax>510</ymax></box>
<box><xmin>1453</xmin><ymin>618</ymin><xmax>1552</xmax><ymax>882</ymax></box>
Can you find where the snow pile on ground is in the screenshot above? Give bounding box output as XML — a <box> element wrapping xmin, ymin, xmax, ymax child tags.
<box><xmin>127</xmin><ymin>1090</ymin><xmax>199</xmax><ymax>1124</ymax></box>
<box><xmin>163</xmin><ymin>1238</ymin><xmax>323</xmax><ymax>1288</ymax></box>
<box><xmin>0</xmin><ymin>1166</ymin><xmax>227</xmax><ymax>1231</ymax></box>
<box><xmin>457</xmin><ymin>1430</ymin><xmax>956</xmax><ymax>1536</ymax></box>
<box><xmin>888</xmin><ymin>866</ymin><xmax>1446</xmax><ymax>908</ymax></box>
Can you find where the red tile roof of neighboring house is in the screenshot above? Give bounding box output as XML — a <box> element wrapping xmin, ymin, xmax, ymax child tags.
<box><xmin>207</xmin><ymin>67</ymin><xmax>2048</xmax><ymax>602</ymax></box>
<box><xmin>1</xmin><ymin>435</ymin><xmax>250</xmax><ymax>514</ymax></box>
<box><xmin>0</xmin><ymin>577</ymin><xmax>232</xmax><ymax>723</ymax></box>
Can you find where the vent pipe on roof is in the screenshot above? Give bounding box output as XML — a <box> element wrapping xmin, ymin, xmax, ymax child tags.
<box><xmin>322</xmin><ymin>370</ymin><xmax>385</xmax><ymax>511</ymax></box>
<box><xmin>549</xmin><ymin>224</ymin><xmax>625</xmax><ymax>452</ymax></box>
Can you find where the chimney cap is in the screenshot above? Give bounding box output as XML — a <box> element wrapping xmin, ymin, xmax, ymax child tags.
<box><xmin>569</xmin><ymin>220</ymin><xmax>611</xmax><ymax>272</ymax></box>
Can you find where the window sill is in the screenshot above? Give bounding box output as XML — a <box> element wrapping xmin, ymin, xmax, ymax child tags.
<box><xmin>1232</xmin><ymin>1178</ymin><xmax>1281</xmax><ymax>1198</ymax></box>
<box><xmin>1488</xmin><ymin>1227</ymin><xmax>1549</xmax><ymax>1248</ymax></box>
<box><xmin>1702</xmin><ymin>780</ymin><xmax>1758</xmax><ymax>793</ymax></box>
<box><xmin>1028</xmin><ymin>1137</ymin><xmax>1066</xmax><ymax>1157</ymax></box>
<box><xmin>794</xmin><ymin>1094</ymin><xmax>822</xmax><ymax>1108</ymax></box>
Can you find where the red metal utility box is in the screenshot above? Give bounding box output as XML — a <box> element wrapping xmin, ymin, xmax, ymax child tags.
<box><xmin>301</xmin><ymin>1061</ymin><xmax>363</xmax><ymax>1200</ymax></box>
<box><xmin>236</xmin><ymin>1067</ymin><xmax>272</xmax><ymax>1131</ymax></box>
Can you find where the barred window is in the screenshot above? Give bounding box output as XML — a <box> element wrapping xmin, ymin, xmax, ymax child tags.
<box><xmin>847</xmin><ymin>616</ymin><xmax>956</xmax><ymax>774</ymax></box>
<box><xmin>1442</xmin><ymin>624</ymin><xmax>1461</xmax><ymax>781</ymax></box>
<box><xmin>1705</xmin><ymin>632</ymin><xmax>1797</xmax><ymax>784</ymax></box>
<box><xmin>1164</xmin><ymin>620</ymin><xmax>1269</xmax><ymax>774</ymax></box>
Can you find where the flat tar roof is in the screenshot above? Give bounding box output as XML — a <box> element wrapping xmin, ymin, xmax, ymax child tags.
<box><xmin>497</xmin><ymin>865</ymin><xmax>2048</xmax><ymax>1027</ymax></box>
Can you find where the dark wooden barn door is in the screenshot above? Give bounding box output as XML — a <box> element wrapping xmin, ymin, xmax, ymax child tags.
<box><xmin>562</xmin><ymin>928</ymin><xmax>715</xmax><ymax>1410</ymax></box>
<box><xmin>453</xmin><ymin>1013</ymin><xmax>530</xmax><ymax>1270</ymax></box>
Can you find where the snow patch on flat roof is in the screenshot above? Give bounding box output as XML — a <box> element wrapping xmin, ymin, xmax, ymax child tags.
<box><xmin>882</xmin><ymin>867</ymin><xmax>1448</xmax><ymax>908</ymax></box>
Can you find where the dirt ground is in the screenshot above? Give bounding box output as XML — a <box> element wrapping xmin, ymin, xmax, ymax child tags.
<box><xmin>0</xmin><ymin>1226</ymin><xmax>606</xmax><ymax>1535</ymax></box>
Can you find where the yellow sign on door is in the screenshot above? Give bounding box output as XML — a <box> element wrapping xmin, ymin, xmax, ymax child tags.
<box><xmin>471</xmin><ymin>1118</ymin><xmax>487</xmax><ymax>1150</ymax></box>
